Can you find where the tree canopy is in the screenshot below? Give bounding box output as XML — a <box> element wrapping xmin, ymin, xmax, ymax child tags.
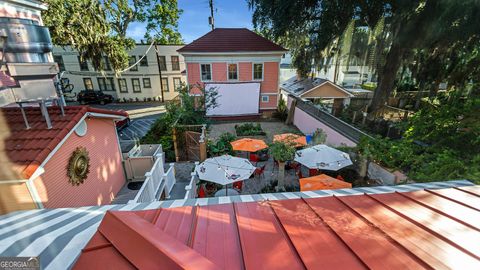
<box><xmin>43</xmin><ymin>0</ymin><xmax>182</xmax><ymax>73</ymax></box>
<box><xmin>249</xmin><ymin>0</ymin><xmax>480</xmax><ymax>111</ymax></box>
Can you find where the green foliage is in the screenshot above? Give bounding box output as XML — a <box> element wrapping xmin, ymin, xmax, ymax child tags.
<box><xmin>207</xmin><ymin>133</ymin><xmax>237</xmax><ymax>157</ymax></box>
<box><xmin>43</xmin><ymin>0</ymin><xmax>134</xmax><ymax>72</ymax></box>
<box><xmin>361</xmin><ymin>82</ymin><xmax>376</xmax><ymax>91</ymax></box>
<box><xmin>141</xmin><ymin>85</ymin><xmax>217</xmax><ymax>161</ymax></box>
<box><xmin>311</xmin><ymin>129</ymin><xmax>327</xmax><ymax>145</ymax></box>
<box><xmin>43</xmin><ymin>0</ymin><xmax>182</xmax><ymax>73</ymax></box>
<box><xmin>235</xmin><ymin>123</ymin><xmax>266</xmax><ymax>136</ymax></box>
<box><xmin>356</xmin><ymin>98</ymin><xmax>480</xmax><ymax>183</ymax></box>
<box><xmin>273</xmin><ymin>98</ymin><xmax>288</xmax><ymax>121</ymax></box>
<box><xmin>269</xmin><ymin>141</ymin><xmax>295</xmax><ymax>162</ymax></box>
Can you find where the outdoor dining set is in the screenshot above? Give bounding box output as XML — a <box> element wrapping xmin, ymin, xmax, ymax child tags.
<box><xmin>195</xmin><ymin>133</ymin><xmax>353</xmax><ymax>198</ymax></box>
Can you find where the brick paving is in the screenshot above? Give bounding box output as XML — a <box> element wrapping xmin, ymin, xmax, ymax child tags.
<box><xmin>207</xmin><ymin>121</ymin><xmax>304</xmax><ymax>194</ymax></box>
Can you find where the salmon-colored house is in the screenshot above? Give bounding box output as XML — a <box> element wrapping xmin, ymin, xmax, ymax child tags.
<box><xmin>178</xmin><ymin>28</ymin><xmax>287</xmax><ymax>118</ymax></box>
<box><xmin>0</xmin><ymin>106</ymin><xmax>127</xmax><ymax>214</ymax></box>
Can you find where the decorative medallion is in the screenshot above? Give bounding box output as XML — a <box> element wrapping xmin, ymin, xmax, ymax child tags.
<box><xmin>67</xmin><ymin>146</ymin><xmax>90</xmax><ymax>186</ymax></box>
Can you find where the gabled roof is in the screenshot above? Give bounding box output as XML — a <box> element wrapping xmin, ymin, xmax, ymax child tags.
<box><xmin>281</xmin><ymin>76</ymin><xmax>353</xmax><ymax>98</ymax></box>
<box><xmin>0</xmin><ymin>106</ymin><xmax>126</xmax><ymax>180</ymax></box>
<box><xmin>177</xmin><ymin>28</ymin><xmax>287</xmax><ymax>53</ymax></box>
<box><xmin>74</xmin><ymin>183</ymin><xmax>480</xmax><ymax>269</ymax></box>
<box><xmin>0</xmin><ymin>180</ymin><xmax>474</xmax><ymax>270</ymax></box>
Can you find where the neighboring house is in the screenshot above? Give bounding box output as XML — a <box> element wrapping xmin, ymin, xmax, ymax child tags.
<box><xmin>178</xmin><ymin>28</ymin><xmax>287</xmax><ymax>118</ymax></box>
<box><xmin>281</xmin><ymin>76</ymin><xmax>353</xmax><ymax>115</ymax></box>
<box><xmin>0</xmin><ymin>0</ymin><xmax>59</xmax><ymax>107</ymax></box>
<box><xmin>0</xmin><ymin>105</ymin><xmax>127</xmax><ymax>214</ymax></box>
<box><xmin>52</xmin><ymin>44</ymin><xmax>187</xmax><ymax>102</ymax></box>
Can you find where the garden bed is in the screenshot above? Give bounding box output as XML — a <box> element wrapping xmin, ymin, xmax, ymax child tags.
<box><xmin>234</xmin><ymin>123</ymin><xmax>266</xmax><ymax>137</ymax></box>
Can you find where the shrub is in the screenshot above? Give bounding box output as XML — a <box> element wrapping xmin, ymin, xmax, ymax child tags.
<box><xmin>207</xmin><ymin>132</ymin><xmax>237</xmax><ymax>157</ymax></box>
<box><xmin>273</xmin><ymin>98</ymin><xmax>288</xmax><ymax>121</ymax></box>
<box><xmin>235</xmin><ymin>123</ymin><xmax>266</xmax><ymax>136</ymax></box>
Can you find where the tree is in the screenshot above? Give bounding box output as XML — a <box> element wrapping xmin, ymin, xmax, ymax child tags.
<box><xmin>43</xmin><ymin>0</ymin><xmax>134</xmax><ymax>72</ymax></box>
<box><xmin>43</xmin><ymin>0</ymin><xmax>183</xmax><ymax>73</ymax></box>
<box><xmin>249</xmin><ymin>0</ymin><xmax>480</xmax><ymax>113</ymax></box>
<box><xmin>104</xmin><ymin>0</ymin><xmax>183</xmax><ymax>43</ymax></box>
<box><xmin>269</xmin><ymin>141</ymin><xmax>296</xmax><ymax>191</ymax></box>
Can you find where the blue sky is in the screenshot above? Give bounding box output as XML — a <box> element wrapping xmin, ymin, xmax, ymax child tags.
<box><xmin>126</xmin><ymin>0</ymin><xmax>254</xmax><ymax>43</ymax></box>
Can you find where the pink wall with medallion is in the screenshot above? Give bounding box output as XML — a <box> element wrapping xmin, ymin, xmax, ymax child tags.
<box><xmin>33</xmin><ymin>118</ymin><xmax>126</xmax><ymax>208</ymax></box>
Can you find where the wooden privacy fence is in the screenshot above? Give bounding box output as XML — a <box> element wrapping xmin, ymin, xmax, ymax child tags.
<box><xmin>172</xmin><ymin>123</ymin><xmax>207</xmax><ymax>162</ymax></box>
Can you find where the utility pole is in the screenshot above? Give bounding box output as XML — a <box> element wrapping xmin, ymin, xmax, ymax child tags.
<box><xmin>155</xmin><ymin>43</ymin><xmax>165</xmax><ymax>102</ymax></box>
<box><xmin>209</xmin><ymin>0</ymin><xmax>215</xmax><ymax>30</ymax></box>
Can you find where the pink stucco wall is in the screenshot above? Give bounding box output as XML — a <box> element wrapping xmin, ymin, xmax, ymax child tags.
<box><xmin>212</xmin><ymin>62</ymin><xmax>227</xmax><ymax>81</ymax></box>
<box><xmin>239</xmin><ymin>62</ymin><xmax>252</xmax><ymax>81</ymax></box>
<box><xmin>34</xmin><ymin>118</ymin><xmax>125</xmax><ymax>208</ymax></box>
<box><xmin>186</xmin><ymin>59</ymin><xmax>281</xmax><ymax>110</ymax></box>
<box><xmin>260</xmin><ymin>95</ymin><xmax>278</xmax><ymax>109</ymax></box>
<box><xmin>261</xmin><ymin>62</ymin><xmax>279</xmax><ymax>93</ymax></box>
<box><xmin>293</xmin><ymin>107</ymin><xmax>356</xmax><ymax>147</ymax></box>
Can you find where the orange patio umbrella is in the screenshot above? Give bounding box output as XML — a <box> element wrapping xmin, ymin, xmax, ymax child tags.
<box><xmin>231</xmin><ymin>138</ymin><xmax>268</xmax><ymax>152</ymax></box>
<box><xmin>300</xmin><ymin>174</ymin><xmax>352</xmax><ymax>191</ymax></box>
<box><xmin>273</xmin><ymin>133</ymin><xmax>307</xmax><ymax>147</ymax></box>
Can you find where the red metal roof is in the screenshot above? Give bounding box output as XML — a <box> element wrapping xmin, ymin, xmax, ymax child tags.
<box><xmin>74</xmin><ymin>186</ymin><xmax>480</xmax><ymax>269</ymax></box>
<box><xmin>177</xmin><ymin>28</ymin><xmax>287</xmax><ymax>53</ymax></box>
<box><xmin>0</xmin><ymin>106</ymin><xmax>127</xmax><ymax>179</ymax></box>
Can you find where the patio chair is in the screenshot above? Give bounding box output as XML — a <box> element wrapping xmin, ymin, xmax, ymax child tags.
<box><xmin>254</xmin><ymin>165</ymin><xmax>266</xmax><ymax>178</ymax></box>
<box><xmin>309</xmin><ymin>168</ymin><xmax>319</xmax><ymax>177</ymax></box>
<box><xmin>197</xmin><ymin>184</ymin><xmax>207</xmax><ymax>198</ymax></box>
<box><xmin>249</xmin><ymin>153</ymin><xmax>259</xmax><ymax>163</ymax></box>
<box><xmin>233</xmin><ymin>181</ymin><xmax>243</xmax><ymax>191</ymax></box>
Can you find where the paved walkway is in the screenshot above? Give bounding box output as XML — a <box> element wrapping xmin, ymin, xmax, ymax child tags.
<box><xmin>169</xmin><ymin>161</ymin><xmax>196</xmax><ymax>199</ymax></box>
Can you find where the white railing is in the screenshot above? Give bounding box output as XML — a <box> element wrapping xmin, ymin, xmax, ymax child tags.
<box><xmin>184</xmin><ymin>162</ymin><xmax>199</xmax><ymax>199</ymax></box>
<box><xmin>164</xmin><ymin>163</ymin><xmax>176</xmax><ymax>197</ymax></box>
<box><xmin>129</xmin><ymin>153</ymin><xmax>177</xmax><ymax>204</ymax></box>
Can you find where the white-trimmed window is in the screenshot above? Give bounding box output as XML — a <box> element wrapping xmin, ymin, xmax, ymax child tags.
<box><xmin>118</xmin><ymin>78</ymin><xmax>128</xmax><ymax>93</ymax></box>
<box><xmin>143</xmin><ymin>78</ymin><xmax>151</xmax><ymax>88</ymax></box>
<box><xmin>261</xmin><ymin>95</ymin><xmax>269</xmax><ymax>103</ymax></box>
<box><xmin>132</xmin><ymin>78</ymin><xmax>141</xmax><ymax>93</ymax></box>
<box><xmin>253</xmin><ymin>63</ymin><xmax>263</xmax><ymax>80</ymax></box>
<box><xmin>201</xmin><ymin>64</ymin><xmax>212</xmax><ymax>81</ymax></box>
<box><xmin>161</xmin><ymin>78</ymin><xmax>169</xmax><ymax>92</ymax></box>
<box><xmin>173</xmin><ymin>77</ymin><xmax>182</xmax><ymax>92</ymax></box>
<box><xmin>228</xmin><ymin>63</ymin><xmax>238</xmax><ymax>80</ymax></box>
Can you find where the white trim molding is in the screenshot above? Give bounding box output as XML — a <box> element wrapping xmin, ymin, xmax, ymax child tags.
<box><xmin>199</xmin><ymin>63</ymin><xmax>212</xmax><ymax>82</ymax></box>
<box><xmin>252</xmin><ymin>62</ymin><xmax>264</xmax><ymax>81</ymax></box>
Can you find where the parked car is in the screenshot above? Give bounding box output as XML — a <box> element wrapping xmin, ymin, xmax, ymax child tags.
<box><xmin>77</xmin><ymin>90</ymin><xmax>113</xmax><ymax>105</ymax></box>
<box><xmin>115</xmin><ymin>110</ymin><xmax>130</xmax><ymax>130</ymax></box>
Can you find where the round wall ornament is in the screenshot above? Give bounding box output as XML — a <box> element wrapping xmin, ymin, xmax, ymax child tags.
<box><xmin>67</xmin><ymin>146</ymin><xmax>90</xmax><ymax>186</ymax></box>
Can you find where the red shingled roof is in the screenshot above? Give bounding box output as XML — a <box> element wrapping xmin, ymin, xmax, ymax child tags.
<box><xmin>0</xmin><ymin>106</ymin><xmax>126</xmax><ymax>179</ymax></box>
<box><xmin>177</xmin><ymin>28</ymin><xmax>287</xmax><ymax>53</ymax></box>
<box><xmin>74</xmin><ymin>186</ymin><xmax>480</xmax><ymax>269</ymax></box>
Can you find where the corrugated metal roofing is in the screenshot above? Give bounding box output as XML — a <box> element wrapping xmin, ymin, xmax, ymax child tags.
<box><xmin>0</xmin><ymin>180</ymin><xmax>476</xmax><ymax>270</ymax></box>
<box><xmin>74</xmin><ymin>184</ymin><xmax>480</xmax><ymax>269</ymax></box>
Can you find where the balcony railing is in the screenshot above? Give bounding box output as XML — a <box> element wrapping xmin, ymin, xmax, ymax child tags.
<box><xmin>184</xmin><ymin>163</ymin><xmax>199</xmax><ymax>199</ymax></box>
<box><xmin>129</xmin><ymin>154</ymin><xmax>176</xmax><ymax>204</ymax></box>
